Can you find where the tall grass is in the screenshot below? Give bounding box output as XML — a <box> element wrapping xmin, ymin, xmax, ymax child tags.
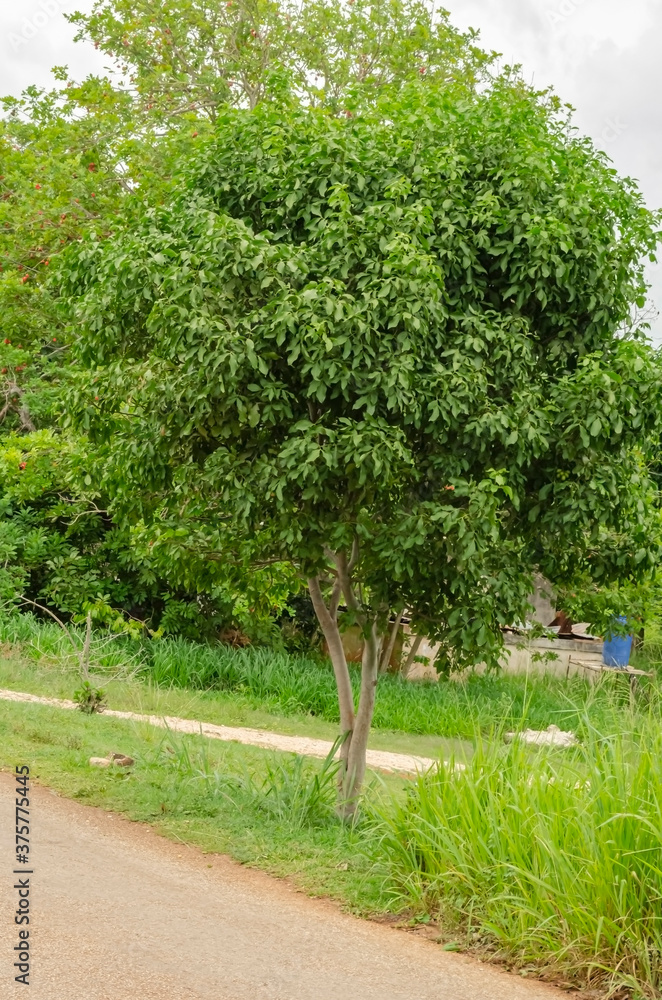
<box><xmin>1</xmin><ymin>611</ymin><xmax>657</xmax><ymax>740</ymax></box>
<box><xmin>378</xmin><ymin>717</ymin><xmax>662</xmax><ymax>996</ymax></box>
<box><xmin>0</xmin><ymin>610</ymin><xmax>144</xmax><ymax>674</ymax></box>
<box><xmin>142</xmin><ymin>637</ymin><xmax>648</xmax><ymax>739</ymax></box>
<box><xmin>140</xmin><ymin>728</ymin><xmax>342</xmax><ymax>831</ymax></box>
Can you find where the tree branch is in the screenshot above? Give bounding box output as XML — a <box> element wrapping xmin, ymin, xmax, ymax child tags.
<box><xmin>307</xmin><ymin>575</ymin><xmax>355</xmax><ymax>735</ymax></box>
<box><xmin>19</xmin><ymin>596</ymin><xmax>76</xmax><ymax>649</ymax></box>
<box><xmin>332</xmin><ymin>548</ymin><xmax>361</xmax><ymax>617</ymax></box>
<box><xmin>380</xmin><ymin>609</ymin><xmax>404</xmax><ymax>673</ymax></box>
<box><xmin>402</xmin><ymin>632</ymin><xmax>424</xmax><ymax>677</ymax></box>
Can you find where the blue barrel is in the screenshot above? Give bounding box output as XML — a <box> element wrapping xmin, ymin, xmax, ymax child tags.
<box><xmin>602</xmin><ymin>616</ymin><xmax>633</xmax><ymax>669</ymax></box>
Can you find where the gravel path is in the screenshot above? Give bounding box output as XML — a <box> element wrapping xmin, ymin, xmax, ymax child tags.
<box><xmin>0</xmin><ymin>687</ymin><xmax>435</xmax><ymax>775</ymax></box>
<box><xmin>0</xmin><ymin>772</ymin><xmax>565</xmax><ymax>1000</ymax></box>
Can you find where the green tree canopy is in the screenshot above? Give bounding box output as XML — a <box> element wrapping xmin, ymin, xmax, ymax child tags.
<box><xmin>0</xmin><ymin>0</ymin><xmax>493</xmax><ymax>630</ymax></box>
<box><xmin>61</xmin><ymin>79</ymin><xmax>662</xmax><ymax>810</ymax></box>
<box><xmin>69</xmin><ymin>0</ymin><xmax>492</xmax><ymax>115</ymax></box>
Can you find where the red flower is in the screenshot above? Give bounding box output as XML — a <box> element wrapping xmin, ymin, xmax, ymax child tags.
<box><xmin>19</xmin><ymin>462</ymin><xmax>26</xmax><ymax>470</ymax></box>
<box><xmin>21</xmin><ymin>275</ymin><xmax>29</xmax><ymax>283</ymax></box>
<box><xmin>35</xmin><ymin>183</ymin><xmax>41</xmax><ymax>189</ymax></box>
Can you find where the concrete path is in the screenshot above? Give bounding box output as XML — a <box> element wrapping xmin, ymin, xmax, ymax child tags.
<box><xmin>0</xmin><ymin>773</ymin><xmax>565</xmax><ymax>1000</ymax></box>
<box><xmin>0</xmin><ymin>688</ymin><xmax>436</xmax><ymax>775</ymax></box>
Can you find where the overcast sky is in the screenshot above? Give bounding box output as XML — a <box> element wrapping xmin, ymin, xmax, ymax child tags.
<box><xmin>3</xmin><ymin>0</ymin><xmax>661</xmax><ymax>338</ymax></box>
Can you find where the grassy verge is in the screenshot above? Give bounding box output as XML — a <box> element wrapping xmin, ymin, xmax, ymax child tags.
<box><xmin>4</xmin><ymin>689</ymin><xmax>662</xmax><ymax>997</ymax></box>
<box><xmin>0</xmin><ymin>697</ymin><xmax>391</xmax><ymax>911</ymax></box>
<box><xmin>0</xmin><ymin>653</ymin><xmax>470</xmax><ymax>762</ymax></box>
<box><xmin>1</xmin><ymin>611</ymin><xmax>657</xmax><ymax>743</ymax></box>
<box><xmin>379</xmin><ymin>718</ymin><xmax>662</xmax><ymax>999</ymax></box>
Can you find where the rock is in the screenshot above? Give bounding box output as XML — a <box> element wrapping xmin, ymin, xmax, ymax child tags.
<box><xmin>505</xmin><ymin>724</ymin><xmax>578</xmax><ymax>748</ymax></box>
<box><xmin>89</xmin><ymin>753</ymin><xmax>135</xmax><ymax>768</ymax></box>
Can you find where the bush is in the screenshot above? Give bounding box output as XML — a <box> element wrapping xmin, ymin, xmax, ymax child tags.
<box><xmin>73</xmin><ymin>680</ymin><xmax>107</xmax><ymax>714</ymax></box>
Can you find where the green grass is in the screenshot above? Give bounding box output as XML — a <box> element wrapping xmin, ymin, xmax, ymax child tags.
<box><xmin>378</xmin><ymin>716</ymin><xmax>662</xmax><ymax>998</ymax></box>
<box><xmin>0</xmin><ymin>611</ymin><xmax>655</xmax><ymax>744</ymax></box>
<box><xmin>0</xmin><ymin>653</ymin><xmax>471</xmax><ymax>762</ymax></box>
<box><xmin>5</xmin><ymin>676</ymin><xmax>662</xmax><ymax>996</ymax></box>
<box><xmin>0</xmin><ymin>697</ymin><xmax>391</xmax><ymax>911</ymax></box>
<box><xmin>5</xmin><ymin>615</ymin><xmax>662</xmax><ymax>996</ymax></box>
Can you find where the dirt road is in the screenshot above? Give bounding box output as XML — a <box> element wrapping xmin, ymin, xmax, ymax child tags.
<box><xmin>1</xmin><ymin>773</ymin><xmax>564</xmax><ymax>1000</ymax></box>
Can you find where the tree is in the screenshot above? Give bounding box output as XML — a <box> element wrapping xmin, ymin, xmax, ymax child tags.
<box><xmin>60</xmin><ymin>77</ymin><xmax>662</xmax><ymax>813</ymax></box>
<box><xmin>1</xmin><ymin>0</ymin><xmax>492</xmax><ymax>631</ymax></box>
<box><xmin>69</xmin><ymin>0</ymin><xmax>492</xmax><ymax>115</ymax></box>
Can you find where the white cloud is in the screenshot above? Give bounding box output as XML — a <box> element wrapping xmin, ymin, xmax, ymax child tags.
<box><xmin>1</xmin><ymin>0</ymin><xmax>105</xmax><ymax>93</ymax></box>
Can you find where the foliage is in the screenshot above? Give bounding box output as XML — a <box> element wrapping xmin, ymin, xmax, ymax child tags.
<box><xmin>0</xmin><ymin>0</ymin><xmax>493</xmax><ymax>638</ymax></box>
<box><xmin>558</xmin><ymin>577</ymin><xmax>662</xmax><ymax>638</ymax></box>
<box><xmin>69</xmin><ymin>0</ymin><xmax>492</xmax><ymax>115</ymax></box>
<box><xmin>0</xmin><ymin>51</ymin><xmax>196</xmax><ymax>628</ymax></box>
<box><xmin>0</xmin><ymin>428</ymin><xmax>286</xmax><ymax>638</ymax></box>
<box><xmin>0</xmin><ymin>74</ymin><xmax>180</xmax><ymax>434</ymax></box>
<box><xmin>379</xmin><ymin>724</ymin><xmax>662</xmax><ymax>996</ymax></box>
<box><xmin>73</xmin><ymin>678</ymin><xmax>107</xmax><ymax>713</ymax></box>
<box><xmin>61</xmin><ymin>81</ymin><xmax>662</xmax><ymax>665</ymax></box>
<box><xmin>58</xmin><ymin>69</ymin><xmax>662</xmax><ymax>805</ymax></box>
<box><xmin>2</xmin><ymin>609</ymin><xmax>656</xmax><ymax>742</ymax></box>
<box><xmin>2</xmin><ymin>0</ymin><xmax>662</xmax><ymax>800</ymax></box>
<box><xmin>0</xmin><ymin>428</ymin><xmax>150</xmax><ymax>610</ymax></box>
<box><xmin>279</xmin><ymin>593</ymin><xmax>323</xmax><ymax>652</ymax></box>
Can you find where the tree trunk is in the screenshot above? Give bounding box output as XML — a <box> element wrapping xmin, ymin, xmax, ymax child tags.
<box><xmin>308</xmin><ymin>564</ymin><xmax>385</xmax><ymax>820</ymax></box>
<box><xmin>379</xmin><ymin>609</ymin><xmax>404</xmax><ymax>673</ymax></box>
<box><xmin>307</xmin><ymin>576</ymin><xmax>354</xmax><ymax>771</ymax></box>
<box><xmin>340</xmin><ymin>618</ymin><xmax>382</xmax><ymax>819</ymax></box>
<box><xmin>402</xmin><ymin>631</ymin><xmax>424</xmax><ymax>677</ymax></box>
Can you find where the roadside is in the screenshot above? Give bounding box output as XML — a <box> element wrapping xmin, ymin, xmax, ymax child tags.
<box><xmin>2</xmin><ymin>669</ymin><xmax>654</xmax><ymax>996</ymax></box>
<box><xmin>0</xmin><ymin>687</ymin><xmax>440</xmax><ymax>775</ymax></box>
<box><xmin>0</xmin><ymin>696</ymin><xmax>399</xmax><ymax>911</ymax></box>
<box><xmin>0</xmin><ymin>771</ymin><xmax>564</xmax><ymax>1000</ymax></box>
<box><xmin>0</xmin><ymin>653</ymin><xmax>471</xmax><ymax>764</ymax></box>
